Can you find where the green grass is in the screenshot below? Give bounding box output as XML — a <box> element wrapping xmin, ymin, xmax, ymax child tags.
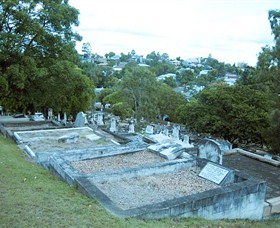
<box><xmin>0</xmin><ymin>135</ymin><xmax>279</xmax><ymax>228</ymax></box>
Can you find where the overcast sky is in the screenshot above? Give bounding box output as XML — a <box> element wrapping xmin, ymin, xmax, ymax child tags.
<box><xmin>69</xmin><ymin>0</ymin><xmax>279</xmax><ymax>66</ymax></box>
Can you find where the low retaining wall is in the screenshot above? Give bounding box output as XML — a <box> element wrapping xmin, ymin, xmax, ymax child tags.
<box><xmin>75</xmin><ymin>159</ymin><xmax>265</xmax><ymax>220</ymax></box>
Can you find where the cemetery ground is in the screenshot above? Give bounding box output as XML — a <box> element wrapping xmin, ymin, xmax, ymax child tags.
<box><xmin>1</xmin><ymin>136</ymin><xmax>280</xmax><ymax>228</ymax></box>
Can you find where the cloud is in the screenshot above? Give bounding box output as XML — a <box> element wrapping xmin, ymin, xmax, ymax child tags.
<box><xmin>69</xmin><ymin>0</ymin><xmax>278</xmax><ymax>66</ymax></box>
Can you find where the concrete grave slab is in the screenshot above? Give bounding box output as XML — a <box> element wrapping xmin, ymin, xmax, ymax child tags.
<box><xmin>13</xmin><ymin>127</ymin><xmax>135</xmax><ymax>167</ymax></box>
<box><xmin>74</xmin><ymin>158</ymin><xmax>266</xmax><ymax>220</ymax></box>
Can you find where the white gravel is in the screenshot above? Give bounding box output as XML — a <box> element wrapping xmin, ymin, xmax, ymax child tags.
<box><xmin>93</xmin><ymin>167</ymin><xmax>219</xmax><ymax>210</ymax></box>
<box><xmin>70</xmin><ymin>151</ymin><xmax>165</xmax><ymax>173</ymax></box>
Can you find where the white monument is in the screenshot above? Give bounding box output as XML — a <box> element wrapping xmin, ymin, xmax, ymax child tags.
<box><xmin>172</xmin><ymin>125</ymin><xmax>180</xmax><ymax>140</ymax></box>
<box><xmin>145</xmin><ymin>125</ymin><xmax>154</xmax><ymax>134</ymax></box>
<box><xmin>128</xmin><ymin>123</ymin><xmax>135</xmax><ymax>133</ymax></box>
<box><xmin>97</xmin><ymin>113</ymin><xmax>104</xmax><ymax>126</ymax></box>
<box><xmin>110</xmin><ymin>117</ymin><xmax>117</xmax><ymax>132</ymax></box>
<box><xmin>62</xmin><ymin>112</ymin><xmax>67</xmax><ymax>125</ymax></box>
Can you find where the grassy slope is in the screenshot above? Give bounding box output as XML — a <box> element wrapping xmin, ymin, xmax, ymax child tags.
<box><xmin>0</xmin><ymin>135</ymin><xmax>279</xmax><ymax>228</ymax></box>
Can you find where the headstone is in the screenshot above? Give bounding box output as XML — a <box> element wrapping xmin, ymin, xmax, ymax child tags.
<box><xmin>58</xmin><ymin>132</ymin><xmax>80</xmax><ymax>143</ymax></box>
<box><xmin>197</xmin><ymin>139</ymin><xmax>223</xmax><ymax>164</ymax></box>
<box><xmin>128</xmin><ymin>123</ymin><xmax>135</xmax><ymax>133</ymax></box>
<box><xmin>74</xmin><ymin>111</ymin><xmax>87</xmax><ymax>127</ymax></box>
<box><xmin>47</xmin><ymin>108</ymin><xmax>53</xmax><ymax>119</ymax></box>
<box><xmin>57</xmin><ymin>113</ymin><xmax>61</xmax><ymax>122</ymax></box>
<box><xmin>183</xmin><ymin>134</ymin><xmax>193</xmax><ymax>147</ymax></box>
<box><xmin>163</xmin><ymin>128</ymin><xmax>169</xmax><ymax>136</ymax></box>
<box><xmin>93</xmin><ymin>113</ymin><xmax>98</xmax><ymax>122</ymax></box>
<box><xmin>97</xmin><ymin>113</ymin><xmax>104</xmax><ymax>126</ymax></box>
<box><xmin>110</xmin><ymin>117</ymin><xmax>117</xmax><ymax>132</ymax></box>
<box><xmin>62</xmin><ymin>112</ymin><xmax>67</xmax><ymax>125</ymax></box>
<box><xmin>172</xmin><ymin>125</ymin><xmax>180</xmax><ymax>140</ymax></box>
<box><xmin>145</xmin><ymin>125</ymin><xmax>154</xmax><ymax>134</ymax></box>
<box><xmin>199</xmin><ymin>162</ymin><xmax>233</xmax><ymax>185</ymax></box>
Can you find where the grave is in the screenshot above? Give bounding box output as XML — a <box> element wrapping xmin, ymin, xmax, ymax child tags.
<box><xmin>145</xmin><ymin>125</ymin><xmax>154</xmax><ymax>134</ymax></box>
<box><xmin>109</xmin><ymin>117</ymin><xmax>117</xmax><ymax>132</ymax></box>
<box><xmin>13</xmin><ymin>127</ymin><xmax>133</xmax><ymax>167</ymax></box>
<box><xmin>172</xmin><ymin>125</ymin><xmax>180</xmax><ymax>140</ymax></box>
<box><xmin>97</xmin><ymin>112</ymin><xmax>104</xmax><ymax>126</ymax></box>
<box><xmin>58</xmin><ymin>132</ymin><xmax>79</xmax><ymax>143</ymax></box>
<box><xmin>0</xmin><ymin>116</ymin><xmax>275</xmax><ymax>220</ymax></box>
<box><xmin>197</xmin><ymin>139</ymin><xmax>225</xmax><ymax>164</ymax></box>
<box><xmin>74</xmin><ymin>111</ymin><xmax>87</xmax><ymax>127</ymax></box>
<box><xmin>62</xmin><ymin>112</ymin><xmax>67</xmax><ymax>125</ymax></box>
<box><xmin>49</xmin><ymin>147</ymin><xmax>266</xmax><ymax>220</ymax></box>
<box><xmin>128</xmin><ymin>123</ymin><xmax>135</xmax><ymax>133</ymax></box>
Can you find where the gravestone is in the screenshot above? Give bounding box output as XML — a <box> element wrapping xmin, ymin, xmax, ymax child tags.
<box><xmin>145</xmin><ymin>125</ymin><xmax>154</xmax><ymax>134</ymax></box>
<box><xmin>97</xmin><ymin>113</ymin><xmax>104</xmax><ymax>126</ymax></box>
<box><xmin>163</xmin><ymin>127</ymin><xmax>169</xmax><ymax>136</ymax></box>
<box><xmin>110</xmin><ymin>117</ymin><xmax>117</xmax><ymax>132</ymax></box>
<box><xmin>74</xmin><ymin>111</ymin><xmax>87</xmax><ymax>127</ymax></box>
<box><xmin>128</xmin><ymin>123</ymin><xmax>135</xmax><ymax>133</ymax></box>
<box><xmin>199</xmin><ymin>162</ymin><xmax>234</xmax><ymax>185</ymax></box>
<box><xmin>172</xmin><ymin>125</ymin><xmax>180</xmax><ymax>140</ymax></box>
<box><xmin>57</xmin><ymin>113</ymin><xmax>61</xmax><ymax>122</ymax></box>
<box><xmin>197</xmin><ymin>139</ymin><xmax>223</xmax><ymax>164</ymax></box>
<box><xmin>62</xmin><ymin>112</ymin><xmax>67</xmax><ymax>125</ymax></box>
<box><xmin>183</xmin><ymin>135</ymin><xmax>190</xmax><ymax>143</ymax></box>
<box><xmin>47</xmin><ymin>108</ymin><xmax>53</xmax><ymax>119</ymax></box>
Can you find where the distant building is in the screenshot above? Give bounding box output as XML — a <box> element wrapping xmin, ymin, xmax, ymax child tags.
<box><xmin>113</xmin><ymin>62</ymin><xmax>127</xmax><ymax>71</ymax></box>
<box><xmin>224</xmin><ymin>73</ymin><xmax>239</xmax><ymax>85</ymax></box>
<box><xmin>157</xmin><ymin>73</ymin><xmax>176</xmax><ymax>81</ymax></box>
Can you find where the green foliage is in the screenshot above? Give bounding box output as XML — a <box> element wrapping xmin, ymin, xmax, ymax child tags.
<box><xmin>202</xmin><ymin>56</ymin><xmax>226</xmax><ymax>76</ymax></box>
<box><xmin>120</xmin><ymin>65</ymin><xmax>160</xmax><ymax>119</ymax></box>
<box><xmin>176</xmin><ymin>84</ymin><xmax>270</xmax><ymax>145</ymax></box>
<box><xmin>250</xmin><ymin>9</ymin><xmax>280</xmax><ymax>153</ymax></box>
<box><xmin>163</xmin><ymin>76</ymin><xmax>177</xmax><ymax>88</ymax></box>
<box><xmin>98</xmin><ymin>88</ymin><xmax>114</xmax><ymax>103</ymax></box>
<box><xmin>158</xmin><ymin>83</ymin><xmax>187</xmax><ymax>121</ymax></box>
<box><xmin>176</xmin><ymin>70</ymin><xmax>195</xmax><ymax>85</ymax></box>
<box><xmin>0</xmin><ymin>0</ymin><xmax>94</xmax><ymax>115</ymax></box>
<box><xmin>111</xmin><ymin>102</ymin><xmax>133</xmax><ymax>119</ymax></box>
<box><xmin>101</xmin><ymin>65</ymin><xmax>185</xmax><ymax>121</ymax></box>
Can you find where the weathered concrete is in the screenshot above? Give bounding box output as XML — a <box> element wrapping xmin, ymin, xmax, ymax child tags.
<box><xmin>223</xmin><ymin>153</ymin><xmax>280</xmax><ymax>199</ymax></box>
<box><xmin>74</xmin><ymin>159</ymin><xmax>266</xmax><ymax>220</ymax></box>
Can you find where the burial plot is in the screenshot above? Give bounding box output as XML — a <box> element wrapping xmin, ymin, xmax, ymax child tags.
<box><xmin>199</xmin><ymin>162</ymin><xmax>234</xmax><ymax>185</ymax></box>
<box><xmin>197</xmin><ymin>139</ymin><xmax>223</xmax><ymax>164</ymax></box>
<box><xmin>14</xmin><ymin>127</ymin><xmax>118</xmax><ymax>167</ymax></box>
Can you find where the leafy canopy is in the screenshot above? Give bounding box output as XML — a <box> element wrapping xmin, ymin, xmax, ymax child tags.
<box><xmin>0</xmin><ymin>0</ymin><xmax>94</xmax><ymax>115</ymax></box>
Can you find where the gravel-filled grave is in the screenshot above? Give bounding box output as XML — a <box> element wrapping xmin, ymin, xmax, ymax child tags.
<box><xmin>70</xmin><ymin>150</ymin><xmax>166</xmax><ymax>173</ymax></box>
<box><xmin>93</xmin><ymin>167</ymin><xmax>220</xmax><ymax>210</ymax></box>
<box><xmin>15</xmin><ymin>128</ymin><xmax>116</xmax><ymax>152</ymax></box>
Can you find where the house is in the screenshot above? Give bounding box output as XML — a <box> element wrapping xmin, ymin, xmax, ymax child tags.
<box><xmin>224</xmin><ymin>73</ymin><xmax>239</xmax><ymax>85</ymax></box>
<box><xmin>113</xmin><ymin>62</ymin><xmax>127</xmax><ymax>71</ymax></box>
<box><xmin>170</xmin><ymin>60</ymin><xmax>181</xmax><ymax>66</ymax></box>
<box><xmin>199</xmin><ymin>70</ymin><xmax>210</xmax><ymax>76</ymax></box>
<box><xmin>157</xmin><ymin>73</ymin><xmax>176</xmax><ymax>81</ymax></box>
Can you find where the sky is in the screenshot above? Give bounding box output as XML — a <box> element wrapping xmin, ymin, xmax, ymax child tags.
<box><xmin>68</xmin><ymin>0</ymin><xmax>279</xmax><ymax>66</ymax></box>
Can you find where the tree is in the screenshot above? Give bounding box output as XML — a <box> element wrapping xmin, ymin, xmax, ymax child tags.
<box><xmin>163</xmin><ymin>76</ymin><xmax>177</xmax><ymax>88</ymax></box>
<box><xmin>254</xmin><ymin>10</ymin><xmax>280</xmax><ymax>153</ymax></box>
<box><xmin>0</xmin><ymin>0</ymin><xmax>94</xmax><ymax>114</ymax></box>
<box><xmin>176</xmin><ymin>69</ymin><xmax>195</xmax><ymax>85</ymax></box>
<box><xmin>120</xmin><ymin>65</ymin><xmax>159</xmax><ymax>119</ymax></box>
<box><xmin>175</xmin><ymin>84</ymin><xmax>270</xmax><ymax>145</ymax></box>
<box><xmin>157</xmin><ymin>83</ymin><xmax>187</xmax><ymax>121</ymax></box>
